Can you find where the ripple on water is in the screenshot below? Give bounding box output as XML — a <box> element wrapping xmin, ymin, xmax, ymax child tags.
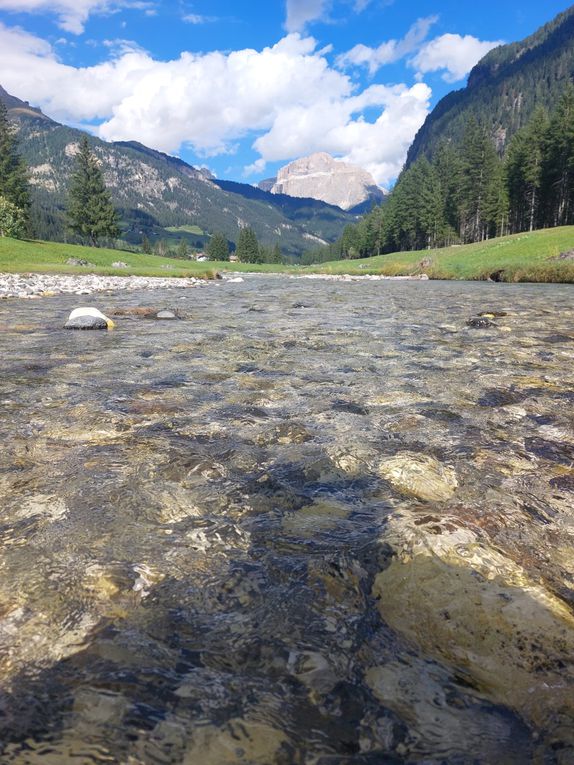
<box><xmin>0</xmin><ymin>279</ymin><xmax>573</xmax><ymax>763</ymax></box>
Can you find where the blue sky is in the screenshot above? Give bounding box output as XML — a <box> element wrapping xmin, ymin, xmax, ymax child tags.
<box><xmin>0</xmin><ymin>0</ymin><xmax>571</xmax><ymax>187</ymax></box>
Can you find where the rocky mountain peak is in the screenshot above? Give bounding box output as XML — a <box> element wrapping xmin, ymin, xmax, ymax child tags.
<box><xmin>262</xmin><ymin>152</ymin><xmax>386</xmax><ymax>211</ymax></box>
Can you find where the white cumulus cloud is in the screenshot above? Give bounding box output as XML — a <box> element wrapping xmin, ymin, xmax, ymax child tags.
<box><xmin>253</xmin><ymin>82</ymin><xmax>431</xmax><ymax>185</ymax></box>
<box><xmin>0</xmin><ymin>23</ymin><xmax>432</xmax><ymax>186</ymax></box>
<box><xmin>337</xmin><ymin>15</ymin><xmax>438</xmax><ymax>74</ymax></box>
<box><xmin>0</xmin><ymin>0</ymin><xmax>154</xmax><ymax>34</ymax></box>
<box><xmin>410</xmin><ymin>33</ymin><xmax>504</xmax><ymax>82</ymax></box>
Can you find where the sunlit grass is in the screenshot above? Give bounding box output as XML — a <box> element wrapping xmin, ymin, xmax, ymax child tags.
<box><xmin>2</xmin><ymin>226</ymin><xmax>574</xmax><ymax>282</ymax></box>
<box><xmin>312</xmin><ymin>227</ymin><xmax>574</xmax><ymax>282</ymax></box>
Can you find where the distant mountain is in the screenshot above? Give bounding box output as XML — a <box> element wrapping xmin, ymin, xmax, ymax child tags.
<box><xmin>258</xmin><ymin>178</ymin><xmax>277</xmax><ymax>193</ymax></box>
<box><xmin>258</xmin><ymin>152</ymin><xmax>387</xmax><ymax>211</ymax></box>
<box><xmin>1</xmin><ymin>87</ymin><xmax>355</xmax><ymax>256</ymax></box>
<box><xmin>407</xmin><ymin>5</ymin><xmax>574</xmax><ymax>166</ymax></box>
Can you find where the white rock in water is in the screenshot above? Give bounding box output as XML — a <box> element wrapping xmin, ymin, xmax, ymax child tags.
<box><xmin>378</xmin><ymin>452</ymin><xmax>458</xmax><ymax>502</ymax></box>
<box><xmin>227</xmin><ymin>277</ymin><xmax>244</xmax><ymax>283</ymax></box>
<box><xmin>64</xmin><ymin>307</ymin><xmax>115</xmax><ymax>330</ymax></box>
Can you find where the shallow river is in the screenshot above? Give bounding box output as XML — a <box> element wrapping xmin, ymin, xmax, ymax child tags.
<box><xmin>0</xmin><ymin>276</ymin><xmax>573</xmax><ymax>764</ymax></box>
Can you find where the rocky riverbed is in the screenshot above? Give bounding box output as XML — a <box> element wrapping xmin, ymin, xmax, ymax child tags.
<box><xmin>0</xmin><ymin>276</ymin><xmax>573</xmax><ymax>764</ymax></box>
<box><xmin>0</xmin><ymin>272</ymin><xmax>212</xmax><ymax>299</ymax></box>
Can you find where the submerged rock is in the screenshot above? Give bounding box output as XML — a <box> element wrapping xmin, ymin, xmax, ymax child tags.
<box><xmin>282</xmin><ymin>499</ymin><xmax>351</xmax><ymax>538</ymax></box>
<box><xmin>467</xmin><ymin>316</ymin><xmax>495</xmax><ymax>329</ymax></box>
<box><xmin>288</xmin><ymin>651</ymin><xmax>339</xmax><ymax>695</ymax></box>
<box><xmin>374</xmin><ymin>509</ymin><xmax>574</xmax><ymax>753</ymax></box>
<box><xmin>64</xmin><ymin>307</ymin><xmax>115</xmax><ymax>330</ymax></box>
<box><xmin>156</xmin><ymin>310</ymin><xmax>178</xmax><ymax>320</ymax></box>
<box><xmin>378</xmin><ymin>452</ymin><xmax>458</xmax><ymax>502</ymax></box>
<box><xmin>478</xmin><ymin>310</ymin><xmax>508</xmax><ymax>318</ymax></box>
<box><xmin>181</xmin><ymin>717</ymin><xmax>290</xmax><ymax>764</ymax></box>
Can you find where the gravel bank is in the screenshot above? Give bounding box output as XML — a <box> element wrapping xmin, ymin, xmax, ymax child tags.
<box><xmin>0</xmin><ymin>272</ymin><xmax>212</xmax><ymax>299</ymax></box>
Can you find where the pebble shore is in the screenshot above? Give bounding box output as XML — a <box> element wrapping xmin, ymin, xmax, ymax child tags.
<box><xmin>0</xmin><ymin>272</ymin><xmax>211</xmax><ymax>299</ymax></box>
<box><xmin>292</xmin><ymin>273</ymin><xmax>429</xmax><ymax>281</ymax></box>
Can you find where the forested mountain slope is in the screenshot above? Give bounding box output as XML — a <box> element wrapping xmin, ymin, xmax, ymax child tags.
<box><xmin>1</xmin><ymin>86</ymin><xmax>354</xmax><ymax>255</ymax></box>
<box><xmin>407</xmin><ymin>5</ymin><xmax>574</xmax><ymax>165</ymax></box>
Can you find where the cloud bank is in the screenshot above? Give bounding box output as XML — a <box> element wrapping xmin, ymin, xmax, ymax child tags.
<box><xmin>0</xmin><ymin>24</ymin><xmax>432</xmax><ymax>186</ymax></box>
<box><xmin>411</xmin><ymin>33</ymin><xmax>503</xmax><ymax>82</ymax></box>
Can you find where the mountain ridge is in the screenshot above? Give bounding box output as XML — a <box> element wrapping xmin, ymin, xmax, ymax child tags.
<box><xmin>0</xmin><ymin>86</ymin><xmax>356</xmax><ymax>255</ymax></box>
<box><xmin>259</xmin><ymin>152</ymin><xmax>387</xmax><ymax>211</ymax></box>
<box><xmin>406</xmin><ymin>5</ymin><xmax>574</xmax><ymax>165</ymax></box>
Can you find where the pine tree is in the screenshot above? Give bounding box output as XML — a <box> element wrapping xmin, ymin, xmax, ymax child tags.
<box><xmin>433</xmin><ymin>143</ymin><xmax>463</xmax><ymax>240</ymax></box>
<box><xmin>67</xmin><ymin>136</ymin><xmax>120</xmax><ymax>246</ymax></box>
<box><xmin>459</xmin><ymin>119</ymin><xmax>501</xmax><ymax>242</ymax></box>
<box><xmin>0</xmin><ymin>196</ymin><xmax>27</xmax><ymax>238</ymax></box>
<box><xmin>207</xmin><ymin>232</ymin><xmax>230</xmax><ymax>261</ymax></box>
<box><xmin>506</xmin><ymin>107</ymin><xmax>548</xmax><ymax>232</ymax></box>
<box><xmin>236</xmin><ymin>227</ymin><xmax>260</xmax><ymax>263</ymax></box>
<box><xmin>540</xmin><ymin>85</ymin><xmax>574</xmax><ymax>227</ymax></box>
<box><xmin>269</xmin><ymin>243</ymin><xmax>282</xmax><ymax>263</ymax></box>
<box><xmin>414</xmin><ymin>158</ymin><xmax>444</xmax><ymax>249</ymax></box>
<box><xmin>177</xmin><ymin>238</ymin><xmax>189</xmax><ymax>259</ymax></box>
<box><xmin>0</xmin><ymin>101</ymin><xmax>29</xmax><ymax>222</ymax></box>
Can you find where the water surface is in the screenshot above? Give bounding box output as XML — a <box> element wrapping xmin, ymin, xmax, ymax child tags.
<box><xmin>0</xmin><ymin>277</ymin><xmax>573</xmax><ymax>764</ymax></box>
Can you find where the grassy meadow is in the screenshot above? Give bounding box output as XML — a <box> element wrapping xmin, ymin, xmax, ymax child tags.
<box><xmin>316</xmin><ymin>227</ymin><xmax>574</xmax><ymax>282</ymax></box>
<box><xmin>0</xmin><ymin>237</ymin><xmax>293</xmax><ymax>278</ymax></box>
<box><xmin>1</xmin><ymin>226</ymin><xmax>574</xmax><ymax>282</ymax></box>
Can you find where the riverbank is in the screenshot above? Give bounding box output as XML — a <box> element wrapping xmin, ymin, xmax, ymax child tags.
<box><xmin>1</xmin><ymin>225</ymin><xmax>574</xmax><ymax>283</ymax></box>
<box><xmin>315</xmin><ymin>226</ymin><xmax>574</xmax><ymax>282</ymax></box>
<box><xmin>0</xmin><ymin>272</ymin><xmax>212</xmax><ymax>299</ymax></box>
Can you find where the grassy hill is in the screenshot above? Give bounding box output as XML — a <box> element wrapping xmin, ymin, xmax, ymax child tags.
<box><xmin>0</xmin><ymin>237</ymin><xmax>294</xmax><ymax>278</ymax></box>
<box><xmin>314</xmin><ymin>227</ymin><xmax>574</xmax><ymax>282</ymax></box>
<box><xmin>1</xmin><ymin>227</ymin><xmax>573</xmax><ymax>282</ymax></box>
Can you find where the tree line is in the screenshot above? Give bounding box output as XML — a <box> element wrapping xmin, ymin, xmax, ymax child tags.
<box><xmin>311</xmin><ymin>86</ymin><xmax>574</xmax><ymax>261</ymax></box>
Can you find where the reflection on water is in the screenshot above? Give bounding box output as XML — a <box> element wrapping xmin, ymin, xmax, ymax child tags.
<box><xmin>0</xmin><ymin>276</ymin><xmax>573</xmax><ymax>763</ymax></box>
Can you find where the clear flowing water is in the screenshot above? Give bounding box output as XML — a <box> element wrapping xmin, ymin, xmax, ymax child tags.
<box><xmin>0</xmin><ymin>276</ymin><xmax>573</xmax><ymax>764</ymax></box>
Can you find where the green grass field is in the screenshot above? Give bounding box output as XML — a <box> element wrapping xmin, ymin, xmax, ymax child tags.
<box><xmin>165</xmin><ymin>225</ymin><xmax>206</xmax><ymax>236</ymax></box>
<box><xmin>315</xmin><ymin>227</ymin><xmax>574</xmax><ymax>282</ymax></box>
<box><xmin>1</xmin><ymin>227</ymin><xmax>574</xmax><ymax>282</ymax></box>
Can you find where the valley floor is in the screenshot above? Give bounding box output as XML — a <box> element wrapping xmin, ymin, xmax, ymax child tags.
<box><xmin>1</xmin><ymin>226</ymin><xmax>574</xmax><ymax>283</ymax></box>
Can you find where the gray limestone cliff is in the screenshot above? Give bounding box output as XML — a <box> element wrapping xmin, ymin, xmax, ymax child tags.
<box><xmin>263</xmin><ymin>153</ymin><xmax>386</xmax><ymax>211</ymax></box>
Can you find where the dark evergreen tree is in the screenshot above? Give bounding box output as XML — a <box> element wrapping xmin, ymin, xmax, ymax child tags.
<box><xmin>236</xmin><ymin>227</ymin><xmax>261</xmax><ymax>263</ymax></box>
<box><xmin>432</xmin><ymin>142</ymin><xmax>463</xmax><ymax>240</ymax></box>
<box><xmin>207</xmin><ymin>232</ymin><xmax>230</xmax><ymax>261</ymax></box>
<box><xmin>506</xmin><ymin>107</ymin><xmax>548</xmax><ymax>232</ymax></box>
<box><xmin>67</xmin><ymin>136</ymin><xmax>120</xmax><ymax>246</ymax></box>
<box><xmin>459</xmin><ymin>119</ymin><xmax>501</xmax><ymax>242</ymax></box>
<box><xmin>177</xmin><ymin>238</ymin><xmax>189</xmax><ymax>259</ymax></box>
<box><xmin>339</xmin><ymin>223</ymin><xmax>362</xmax><ymax>259</ymax></box>
<box><xmin>540</xmin><ymin>85</ymin><xmax>574</xmax><ymax>227</ymax></box>
<box><xmin>269</xmin><ymin>243</ymin><xmax>283</xmax><ymax>264</ymax></box>
<box><xmin>0</xmin><ymin>100</ymin><xmax>30</xmax><ymax>218</ymax></box>
<box><xmin>414</xmin><ymin>158</ymin><xmax>444</xmax><ymax>249</ymax></box>
<box><xmin>141</xmin><ymin>235</ymin><xmax>152</xmax><ymax>254</ymax></box>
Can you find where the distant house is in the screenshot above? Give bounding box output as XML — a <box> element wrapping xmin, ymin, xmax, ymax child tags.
<box><xmin>196</xmin><ymin>254</ymin><xmax>209</xmax><ymax>262</ymax></box>
<box><xmin>229</xmin><ymin>254</ymin><xmax>239</xmax><ymax>262</ymax></box>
